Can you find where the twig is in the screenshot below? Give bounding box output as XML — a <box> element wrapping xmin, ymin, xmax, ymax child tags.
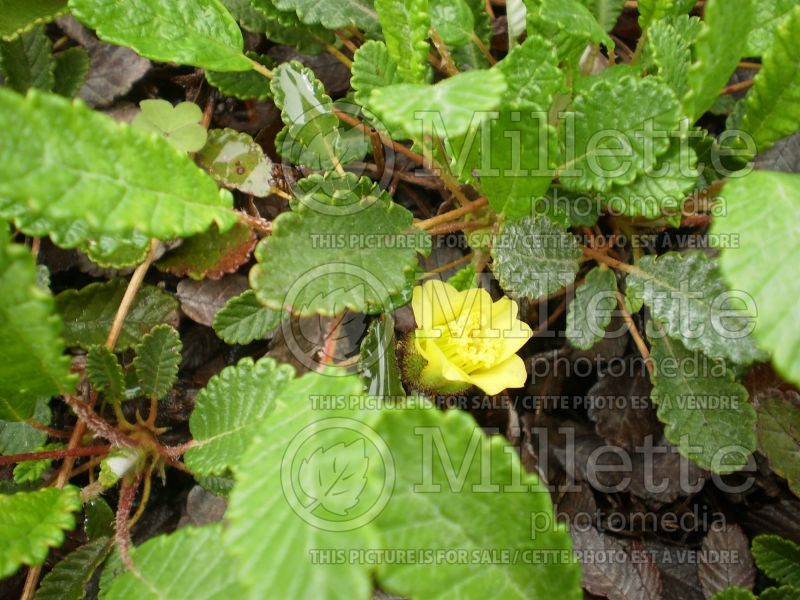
<box><xmin>616</xmin><ymin>291</ymin><xmax>653</xmax><ymax>374</ymax></box>
<box><xmin>581</xmin><ymin>245</ymin><xmax>640</xmax><ymax>275</ymax></box>
<box><xmin>471</xmin><ymin>32</ymin><xmax>496</xmax><ymax>65</ymax></box>
<box><xmin>415</xmin><ymin>197</ymin><xmax>488</xmax><ymax>230</ymax></box>
<box><xmin>0</xmin><ymin>445</ymin><xmax>111</xmax><ymax>466</ymax></box>
<box><xmin>335</xmin><ymin>111</ymin><xmax>426</xmax><ymax>166</ymax></box>
<box><xmin>720</xmin><ymin>80</ymin><xmax>754</xmax><ymax>95</ymax></box>
<box><xmin>106</xmin><ymin>239</ymin><xmax>159</xmax><ymax>349</ymax></box>
<box><xmin>427</xmin><ymin>220</ymin><xmax>486</xmax><ymax>236</ymax></box>
<box><xmin>429</xmin><ymin>27</ymin><xmax>459</xmax><ymax>76</ymax></box>
<box><xmin>325</xmin><ymin>43</ymin><xmax>353</xmax><ymax>68</ymax></box>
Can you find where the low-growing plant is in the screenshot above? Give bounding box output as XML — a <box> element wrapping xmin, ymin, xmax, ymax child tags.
<box><xmin>0</xmin><ymin>0</ymin><xmax>799</xmax><ymax>598</ymax></box>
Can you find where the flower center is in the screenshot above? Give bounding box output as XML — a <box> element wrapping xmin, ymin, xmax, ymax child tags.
<box><xmin>437</xmin><ymin>312</ymin><xmax>502</xmax><ymax>373</ymax></box>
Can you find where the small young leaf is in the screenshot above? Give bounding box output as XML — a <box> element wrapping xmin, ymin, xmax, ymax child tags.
<box><xmin>627</xmin><ymin>251</ymin><xmax>766</xmax><ymax>365</ymax></box>
<box><xmin>194</xmin><ymin>128</ymin><xmax>275</xmax><ymax>197</ymax></box>
<box><xmin>0</xmin><ymin>25</ymin><xmax>54</xmax><ymax>92</ymax></box>
<box><xmin>739</xmin><ymin>6</ymin><xmax>800</xmax><ymax>156</ymax></box>
<box><xmin>157</xmin><ymin>222</ymin><xmax>256</xmax><ymax>281</ymax></box>
<box><xmin>13</xmin><ymin>442</ymin><xmax>62</xmax><ymax>484</ymax></box>
<box><xmin>0</xmin><ymin>234</ymin><xmax>74</xmax><ymax>421</ymax></box>
<box><xmin>132</xmin><ymin>99</ymin><xmax>208</xmax><ymax>153</ymax></box>
<box><xmin>0</xmin><ymin>0</ymin><xmax>67</xmax><ymax>41</ymax></box>
<box><xmin>709</xmin><ymin>588</ymin><xmax>756</xmax><ymax>600</ymax></box>
<box><xmin>648</xmin><ymin>320</ymin><xmax>755</xmax><ymax>473</ymax></box>
<box><xmin>751</xmin><ymin>535</ymin><xmax>800</xmax><ymax>587</ymax></box>
<box><xmin>86</xmin><ymin>345</ymin><xmax>125</xmax><ymax>402</ymax></box>
<box><xmin>271</xmin><ymin>61</ymin><xmax>343</xmax><ymax>169</ymax></box>
<box><xmin>56</xmin><ymin>279</ymin><xmax>179</xmax><ymax>351</ymax></box>
<box><xmin>212</xmin><ymin>289</ymin><xmax>284</xmax><ymax>345</ymax></box>
<box><xmin>359</xmin><ymin>314</ymin><xmax>405</xmax><ymax>397</ymax></box>
<box><xmin>133</xmin><ymin>324</ymin><xmax>182</xmax><ymax>400</ymax></box>
<box><xmin>68</xmin><ymin>0</ymin><xmax>251</xmax><ymax>71</ymax></box>
<box><xmin>757</xmin><ymin>393</ymin><xmax>800</xmax><ymax>498</ymax></box>
<box><xmin>368</xmin><ymin>68</ymin><xmax>507</xmax><ymax>140</ymax></box>
<box><xmin>446</xmin><ymin>264</ymin><xmax>477</xmax><ymax>291</ymax></box>
<box><xmin>52</xmin><ymin>46</ymin><xmax>90</xmax><ymax>97</ymax></box>
<box><xmin>647</xmin><ymin>15</ymin><xmax>702</xmax><ymax>98</ymax></box>
<box><xmin>351</xmin><ymin>40</ymin><xmax>400</xmax><ymax>107</ymax></box>
<box><xmin>185</xmin><ymin>356</ymin><xmax>295</xmax><ymax>476</ymax></box>
<box><xmin>83</xmin><ymin>231</ymin><xmax>151</xmax><ymax>269</ymax></box>
<box><xmin>375</xmin><ymin>0</ymin><xmax>430</xmax><ymax>84</ymax></box>
<box><xmin>491</xmin><ymin>215</ymin><xmax>582</xmax><ymax>299</ymax></box>
<box><xmin>557</xmin><ymin>76</ymin><xmax>681</xmax><ymax>192</ymax></box>
<box><xmin>83</xmin><ymin>497</ymin><xmax>115</xmax><ymax>540</ymax></box>
<box><xmin>0</xmin><ymin>89</ymin><xmax>237</xmax><ymax>240</ymax></box>
<box><xmin>35</xmin><ymin>537</ymin><xmax>112</xmax><ymax>600</ymax></box>
<box><xmin>566</xmin><ymin>266</ymin><xmax>618</xmax><ymax>350</ymax></box>
<box><xmin>0</xmin><ymin>486</ymin><xmax>82</xmax><ymax>579</ymax></box>
<box><xmin>105</xmin><ymin>525</ymin><xmax>244</xmax><ymax>599</ymax></box>
<box><xmin>685</xmin><ymin>0</ymin><xmax>756</xmax><ymax>120</ymax></box>
<box><xmin>272</xmin><ymin>0</ymin><xmax>380</xmax><ymax>32</ymax></box>
<box><xmin>250</xmin><ymin>173</ymin><xmax>429</xmax><ymax>316</ymax></box>
<box><xmin>205</xmin><ymin>51</ymin><xmax>273</xmax><ymax>100</ymax></box>
<box><xmin>638</xmin><ymin>0</ymin><xmax>695</xmax><ymax>30</ymax></box>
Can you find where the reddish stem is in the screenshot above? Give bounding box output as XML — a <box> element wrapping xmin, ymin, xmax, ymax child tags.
<box><xmin>0</xmin><ymin>445</ymin><xmax>111</xmax><ymax>466</ymax></box>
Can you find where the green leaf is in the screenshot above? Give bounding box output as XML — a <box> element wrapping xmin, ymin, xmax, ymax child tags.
<box><xmin>271</xmin><ymin>61</ymin><xmax>344</xmax><ymax>169</ymax></box>
<box><xmin>0</xmin><ymin>26</ymin><xmax>54</xmax><ymax>93</ymax></box>
<box><xmin>496</xmin><ymin>34</ymin><xmax>563</xmax><ymax>111</ymax></box>
<box><xmin>603</xmin><ymin>140</ymin><xmax>698</xmax><ymax>222</ymax></box>
<box><xmin>580</xmin><ymin>0</ymin><xmax>625</xmax><ymax>32</ymax></box>
<box><xmin>647</xmin><ymin>15</ymin><xmax>702</xmax><ymax>98</ymax></box>
<box><xmin>205</xmin><ymin>51</ymin><xmax>273</xmax><ymax>100</ymax></box>
<box><xmin>557</xmin><ymin>76</ymin><xmax>681</xmax><ymax>192</ymax></box>
<box><xmin>185</xmin><ymin>356</ymin><xmax>295</xmax><ymax>476</ymax></box>
<box><xmin>540</xmin><ymin>0</ymin><xmax>612</xmax><ymax>48</ymax></box>
<box><xmin>351</xmin><ymin>40</ymin><xmax>400</xmax><ymax>107</ymax></box>
<box><xmin>133</xmin><ymin>324</ymin><xmax>182</xmax><ymax>400</ymax></box>
<box><xmin>375</xmin><ymin>0</ymin><xmax>430</xmax><ymax>84</ymax></box>
<box><xmin>374</xmin><ymin>402</ymin><xmax>582</xmax><ymax>599</ymax></box>
<box><xmin>359</xmin><ymin>314</ymin><xmax>405</xmax><ymax>397</ymax></box>
<box><xmin>430</xmin><ymin>0</ymin><xmax>474</xmax><ymax>45</ymax></box>
<box><xmin>685</xmin><ymin>0</ymin><xmax>755</xmax><ymax>120</ymax></box>
<box><xmin>68</xmin><ymin>0</ymin><xmax>251</xmax><ymax>71</ymax></box>
<box><xmin>157</xmin><ymin>222</ymin><xmax>256</xmax><ymax>281</ymax></box>
<box><xmin>83</xmin><ymin>231</ymin><xmax>151</xmax><ymax>269</ymax></box>
<box><xmin>244</xmin><ymin>0</ymin><xmax>333</xmax><ymax>53</ymax></box>
<box><xmin>566</xmin><ymin>266</ymin><xmax>618</xmax><ymax>350</ymax></box>
<box><xmin>0</xmin><ymin>399</ymin><xmax>50</xmax><ymax>455</ymax></box>
<box><xmin>56</xmin><ymin>279</ymin><xmax>179</xmax><ymax>351</ymax></box>
<box><xmin>491</xmin><ymin>215</ymin><xmax>582</xmax><ymax>299</ymax></box>
<box><xmin>506</xmin><ymin>0</ymin><xmax>527</xmax><ymax>47</ymax></box>
<box><xmin>212</xmin><ymin>289</ymin><xmax>284</xmax><ymax>345</ymax></box>
<box><xmin>368</xmin><ymin>68</ymin><xmax>507</xmax><ymax>140</ymax></box>
<box><xmin>711</xmin><ymin>172</ymin><xmax>800</xmax><ymax>384</ymax></box>
<box><xmin>627</xmin><ymin>251</ymin><xmax>766</xmax><ymax>365</ymax></box>
<box><xmin>745</xmin><ymin>0</ymin><xmax>797</xmax><ymax>56</ymax></box>
<box><xmin>752</xmin><ymin>535</ymin><xmax>800</xmax><ymax>587</ymax></box>
<box><xmin>132</xmin><ymin>99</ymin><xmax>208</xmax><ymax>153</ymax></box>
<box><xmin>83</xmin><ymin>497</ymin><xmax>115</xmax><ymax>540</ymax></box>
<box><xmin>0</xmin><ymin>235</ymin><xmax>74</xmax><ymax>421</ymax></box>
<box><xmin>52</xmin><ymin>46</ymin><xmax>89</xmax><ymax>98</ymax></box>
<box><xmin>13</xmin><ymin>442</ymin><xmax>61</xmax><ymax>484</ymax></box>
<box><xmin>194</xmin><ymin>128</ymin><xmax>275</xmax><ymax>196</ymax></box>
<box><xmin>250</xmin><ymin>173</ymin><xmax>429</xmax><ymax>316</ymax></box>
<box><xmin>759</xmin><ymin>587</ymin><xmax>800</xmax><ymax>600</ymax></box>
<box><xmin>272</xmin><ymin>0</ymin><xmax>379</xmax><ymax>32</ymax></box>
<box><xmin>757</xmin><ymin>393</ymin><xmax>800</xmax><ymax>498</ymax></box>
<box><xmin>0</xmin><ymin>0</ymin><xmax>67</xmax><ymax>41</ymax></box>
<box><xmin>739</xmin><ymin>6</ymin><xmax>800</xmax><ymax>156</ymax></box>
<box><xmin>0</xmin><ymin>89</ymin><xmax>237</xmax><ymax>240</ymax></box>
<box><xmin>105</xmin><ymin>524</ymin><xmax>244</xmax><ymax>599</ymax></box>
<box><xmin>0</xmin><ymin>486</ymin><xmax>82</xmax><ymax>578</ymax></box>
<box><xmin>224</xmin><ymin>370</ymin><xmax>375</xmax><ymax>599</ymax></box>
<box><xmin>86</xmin><ymin>345</ymin><xmax>125</xmax><ymax>402</ymax></box>
<box><xmin>446</xmin><ymin>264</ymin><xmax>477</xmax><ymax>291</ymax></box>
<box><xmin>638</xmin><ymin>0</ymin><xmax>695</xmax><ymax>30</ymax></box>
<box><xmin>35</xmin><ymin>537</ymin><xmax>112</xmax><ymax>600</ymax></box>
<box><xmin>647</xmin><ymin>320</ymin><xmax>755</xmax><ymax>473</ymax></box>
<box><xmin>709</xmin><ymin>588</ymin><xmax>757</xmax><ymax>600</ymax></box>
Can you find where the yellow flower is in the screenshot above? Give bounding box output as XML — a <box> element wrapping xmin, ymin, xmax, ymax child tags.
<box><xmin>410</xmin><ymin>280</ymin><xmax>532</xmax><ymax>395</ymax></box>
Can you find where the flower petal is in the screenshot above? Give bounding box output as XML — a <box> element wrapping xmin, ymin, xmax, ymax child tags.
<box><xmin>467</xmin><ymin>354</ymin><xmax>529</xmax><ymax>395</ymax></box>
<box><xmin>412</xmin><ymin>279</ymin><xmax>463</xmax><ymax>330</ymax></box>
<box><xmin>417</xmin><ymin>336</ymin><xmax>472</xmax><ymax>386</ymax></box>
